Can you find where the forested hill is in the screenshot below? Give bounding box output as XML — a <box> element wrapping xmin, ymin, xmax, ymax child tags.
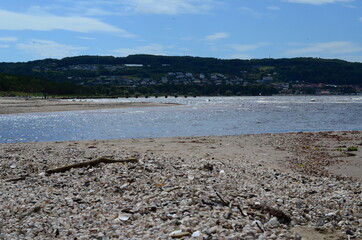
<box><xmin>0</xmin><ymin>55</ymin><xmax>361</xmax><ymax>86</ymax></box>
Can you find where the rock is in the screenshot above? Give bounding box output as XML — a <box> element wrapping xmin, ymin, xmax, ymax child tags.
<box><xmin>325</xmin><ymin>212</ymin><xmax>336</xmax><ymax>217</ymax></box>
<box><xmin>115</xmin><ymin>214</ymin><xmax>130</xmax><ymax>221</ymax></box>
<box><xmin>169</xmin><ymin>230</ymin><xmax>190</xmax><ymax>238</ymax></box>
<box><xmin>1</xmin><ymin>132</ymin><xmax>362</xmax><ymax>240</ymax></box>
<box><xmin>191</xmin><ymin>230</ymin><xmax>201</xmax><ymax>238</ymax></box>
<box><xmin>206</xmin><ymin>226</ymin><xmax>218</xmax><ymax>235</ymax></box>
<box><xmin>267</xmin><ymin>217</ymin><xmax>280</xmax><ymax>228</ymax></box>
<box><xmin>316</xmin><ymin>217</ymin><xmax>325</xmax><ymax>227</ymax></box>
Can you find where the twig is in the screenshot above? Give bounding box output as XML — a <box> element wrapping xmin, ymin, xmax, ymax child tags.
<box><xmin>46</xmin><ymin>157</ymin><xmax>138</xmax><ymax>175</ymax></box>
<box><xmin>19</xmin><ymin>206</ymin><xmax>42</xmax><ymax>220</ymax></box>
<box><xmin>201</xmin><ymin>198</ymin><xmax>217</xmax><ymax>206</ymax></box>
<box><xmin>236</xmin><ymin>204</ymin><xmax>248</xmax><ymax>217</ymax></box>
<box><xmin>5</xmin><ymin>176</ymin><xmax>26</xmax><ymax>182</ymax></box>
<box><xmin>254</xmin><ymin>220</ymin><xmax>265</xmax><ymax>233</ymax></box>
<box><xmin>215</xmin><ymin>192</ymin><xmax>229</xmax><ymax>206</ymax></box>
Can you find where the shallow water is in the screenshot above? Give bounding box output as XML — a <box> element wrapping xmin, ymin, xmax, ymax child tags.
<box><xmin>1</xmin><ymin>95</ymin><xmax>361</xmax><ymax>143</ymax></box>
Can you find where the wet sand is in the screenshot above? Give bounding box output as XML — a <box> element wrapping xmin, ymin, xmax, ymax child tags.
<box><xmin>0</xmin><ymin>97</ymin><xmax>177</xmax><ymax>114</ymax></box>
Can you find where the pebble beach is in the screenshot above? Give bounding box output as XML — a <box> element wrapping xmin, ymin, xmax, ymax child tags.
<box><xmin>1</xmin><ymin>131</ymin><xmax>361</xmax><ymax>239</ymax></box>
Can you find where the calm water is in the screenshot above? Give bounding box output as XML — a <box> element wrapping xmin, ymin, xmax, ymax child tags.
<box><xmin>1</xmin><ymin>96</ymin><xmax>361</xmax><ymax>143</ymax></box>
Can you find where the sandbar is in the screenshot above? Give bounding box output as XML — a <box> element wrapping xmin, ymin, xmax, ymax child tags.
<box><xmin>0</xmin><ymin>97</ymin><xmax>177</xmax><ymax>114</ymax></box>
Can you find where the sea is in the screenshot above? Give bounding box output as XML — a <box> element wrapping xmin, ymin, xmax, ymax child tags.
<box><xmin>1</xmin><ymin>95</ymin><xmax>361</xmax><ymax>143</ymax></box>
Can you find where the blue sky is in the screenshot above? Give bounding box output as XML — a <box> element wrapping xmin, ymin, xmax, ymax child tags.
<box><xmin>0</xmin><ymin>0</ymin><xmax>361</xmax><ymax>62</ymax></box>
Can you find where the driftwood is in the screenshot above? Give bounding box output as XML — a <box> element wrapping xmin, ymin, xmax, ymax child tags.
<box><xmin>250</xmin><ymin>204</ymin><xmax>291</xmax><ymax>224</ymax></box>
<box><xmin>170</xmin><ymin>232</ymin><xmax>190</xmax><ymax>238</ymax></box>
<box><xmin>19</xmin><ymin>206</ymin><xmax>42</xmax><ymax>220</ymax></box>
<box><xmin>5</xmin><ymin>176</ymin><xmax>26</xmax><ymax>182</ymax></box>
<box><xmin>236</xmin><ymin>204</ymin><xmax>248</xmax><ymax>217</ymax></box>
<box><xmin>46</xmin><ymin>157</ymin><xmax>138</xmax><ymax>175</ymax></box>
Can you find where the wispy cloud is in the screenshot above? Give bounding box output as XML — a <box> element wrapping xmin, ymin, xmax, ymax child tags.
<box><xmin>25</xmin><ymin>2</ymin><xmax>121</xmax><ymax>17</ymax></box>
<box><xmin>0</xmin><ymin>44</ymin><xmax>10</xmax><ymax>48</ymax></box>
<box><xmin>204</xmin><ymin>32</ymin><xmax>230</xmax><ymax>41</ymax></box>
<box><xmin>286</xmin><ymin>41</ymin><xmax>362</xmax><ymax>56</ymax></box>
<box><xmin>228</xmin><ymin>43</ymin><xmax>268</xmax><ymax>59</ymax></box>
<box><xmin>284</xmin><ymin>0</ymin><xmax>353</xmax><ymax>5</ymax></box>
<box><xmin>229</xmin><ymin>53</ymin><xmax>253</xmax><ymax>60</ymax></box>
<box><xmin>77</xmin><ymin>36</ymin><xmax>96</xmax><ymax>40</ymax></box>
<box><xmin>123</xmin><ymin>0</ymin><xmax>217</xmax><ymax>15</ymax></box>
<box><xmin>239</xmin><ymin>7</ymin><xmax>263</xmax><ymax>18</ymax></box>
<box><xmin>267</xmin><ymin>6</ymin><xmax>280</xmax><ymax>11</ymax></box>
<box><xmin>0</xmin><ymin>37</ymin><xmax>18</xmax><ymax>42</ymax></box>
<box><xmin>0</xmin><ymin>9</ymin><xmax>134</xmax><ymax>37</ymax></box>
<box><xmin>17</xmin><ymin>39</ymin><xmax>86</xmax><ymax>59</ymax></box>
<box><xmin>112</xmin><ymin>44</ymin><xmax>170</xmax><ymax>56</ymax></box>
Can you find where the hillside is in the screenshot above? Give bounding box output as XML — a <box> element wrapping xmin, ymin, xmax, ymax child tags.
<box><xmin>0</xmin><ymin>55</ymin><xmax>361</xmax><ymax>96</ymax></box>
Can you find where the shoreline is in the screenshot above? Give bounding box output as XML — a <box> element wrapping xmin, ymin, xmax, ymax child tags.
<box><xmin>0</xmin><ymin>97</ymin><xmax>178</xmax><ymax>114</ymax></box>
<box><xmin>1</xmin><ymin>131</ymin><xmax>360</xmax><ymax>179</ymax></box>
<box><xmin>1</xmin><ymin>131</ymin><xmax>361</xmax><ymax>239</ymax></box>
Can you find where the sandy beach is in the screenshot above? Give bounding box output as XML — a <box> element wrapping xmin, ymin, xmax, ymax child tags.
<box><xmin>0</xmin><ymin>97</ymin><xmax>176</xmax><ymax>114</ymax></box>
<box><xmin>0</xmin><ymin>131</ymin><xmax>361</xmax><ymax>239</ymax></box>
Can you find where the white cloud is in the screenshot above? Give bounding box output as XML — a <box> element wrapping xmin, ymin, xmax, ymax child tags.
<box><xmin>204</xmin><ymin>32</ymin><xmax>230</xmax><ymax>41</ymax></box>
<box><xmin>123</xmin><ymin>0</ymin><xmax>216</xmax><ymax>15</ymax></box>
<box><xmin>81</xmin><ymin>7</ymin><xmax>116</xmax><ymax>16</ymax></box>
<box><xmin>112</xmin><ymin>44</ymin><xmax>169</xmax><ymax>56</ymax></box>
<box><xmin>286</xmin><ymin>41</ymin><xmax>362</xmax><ymax>59</ymax></box>
<box><xmin>17</xmin><ymin>39</ymin><xmax>86</xmax><ymax>59</ymax></box>
<box><xmin>0</xmin><ymin>9</ymin><xmax>134</xmax><ymax>37</ymax></box>
<box><xmin>0</xmin><ymin>37</ymin><xmax>18</xmax><ymax>42</ymax></box>
<box><xmin>284</xmin><ymin>0</ymin><xmax>353</xmax><ymax>5</ymax></box>
<box><xmin>0</xmin><ymin>44</ymin><xmax>10</xmax><ymax>48</ymax></box>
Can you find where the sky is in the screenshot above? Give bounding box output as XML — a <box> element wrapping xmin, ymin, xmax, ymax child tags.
<box><xmin>0</xmin><ymin>0</ymin><xmax>361</xmax><ymax>63</ymax></box>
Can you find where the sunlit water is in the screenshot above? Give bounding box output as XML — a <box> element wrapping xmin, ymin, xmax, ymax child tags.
<box><xmin>1</xmin><ymin>96</ymin><xmax>361</xmax><ymax>143</ymax></box>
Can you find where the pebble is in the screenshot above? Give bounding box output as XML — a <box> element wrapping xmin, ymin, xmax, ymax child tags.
<box><xmin>191</xmin><ymin>230</ymin><xmax>201</xmax><ymax>237</ymax></box>
<box><xmin>206</xmin><ymin>226</ymin><xmax>218</xmax><ymax>235</ymax></box>
<box><xmin>115</xmin><ymin>214</ymin><xmax>130</xmax><ymax>221</ymax></box>
<box><xmin>0</xmin><ymin>133</ymin><xmax>361</xmax><ymax>239</ymax></box>
<box><xmin>266</xmin><ymin>217</ymin><xmax>280</xmax><ymax>228</ymax></box>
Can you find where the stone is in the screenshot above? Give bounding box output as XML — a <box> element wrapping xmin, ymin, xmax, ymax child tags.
<box><xmin>191</xmin><ymin>230</ymin><xmax>201</xmax><ymax>238</ymax></box>
<box><xmin>267</xmin><ymin>217</ymin><xmax>280</xmax><ymax>228</ymax></box>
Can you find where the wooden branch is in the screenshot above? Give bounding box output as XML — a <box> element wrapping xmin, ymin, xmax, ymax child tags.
<box><xmin>46</xmin><ymin>157</ymin><xmax>138</xmax><ymax>175</ymax></box>
<box><xmin>19</xmin><ymin>206</ymin><xmax>42</xmax><ymax>220</ymax></box>
<box><xmin>254</xmin><ymin>220</ymin><xmax>265</xmax><ymax>233</ymax></box>
<box><xmin>5</xmin><ymin>176</ymin><xmax>26</xmax><ymax>182</ymax></box>
<box><xmin>236</xmin><ymin>204</ymin><xmax>248</xmax><ymax>217</ymax></box>
<box><xmin>215</xmin><ymin>191</ymin><xmax>230</xmax><ymax>206</ymax></box>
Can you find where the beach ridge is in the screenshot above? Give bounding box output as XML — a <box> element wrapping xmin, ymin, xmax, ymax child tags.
<box><xmin>1</xmin><ymin>131</ymin><xmax>361</xmax><ymax>239</ymax></box>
